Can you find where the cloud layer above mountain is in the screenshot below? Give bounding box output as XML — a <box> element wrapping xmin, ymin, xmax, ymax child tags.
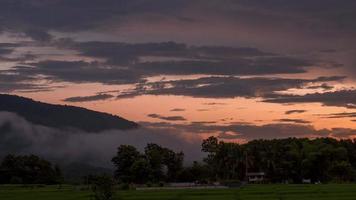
<box><xmin>0</xmin><ymin>0</ymin><xmax>355</xmax><ymax>144</ymax></box>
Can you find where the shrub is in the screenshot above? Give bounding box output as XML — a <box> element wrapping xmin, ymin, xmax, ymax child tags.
<box><xmin>118</xmin><ymin>183</ymin><xmax>130</xmax><ymax>190</ymax></box>
<box><xmin>91</xmin><ymin>175</ymin><xmax>116</xmax><ymax>200</ymax></box>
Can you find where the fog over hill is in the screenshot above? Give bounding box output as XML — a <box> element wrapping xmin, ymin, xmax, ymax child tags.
<box><xmin>0</xmin><ymin>111</ymin><xmax>203</xmax><ymax>168</ymax></box>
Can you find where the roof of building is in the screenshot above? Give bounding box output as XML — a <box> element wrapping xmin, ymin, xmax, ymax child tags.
<box><xmin>247</xmin><ymin>172</ymin><xmax>265</xmax><ymax>176</ymax></box>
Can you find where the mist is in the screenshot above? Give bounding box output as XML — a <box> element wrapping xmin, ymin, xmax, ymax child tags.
<box><xmin>0</xmin><ymin>112</ymin><xmax>204</xmax><ymax>168</ymax></box>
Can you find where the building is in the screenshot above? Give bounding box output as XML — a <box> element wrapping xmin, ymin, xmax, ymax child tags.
<box><xmin>246</xmin><ymin>172</ymin><xmax>265</xmax><ymax>183</ymax></box>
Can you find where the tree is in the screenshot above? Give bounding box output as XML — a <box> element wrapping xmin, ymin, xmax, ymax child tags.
<box><xmin>130</xmin><ymin>157</ymin><xmax>151</xmax><ymax>184</ymax></box>
<box><xmin>91</xmin><ymin>175</ymin><xmax>116</xmax><ymax>200</ymax></box>
<box><xmin>329</xmin><ymin>161</ymin><xmax>355</xmax><ymax>182</ymax></box>
<box><xmin>112</xmin><ymin>145</ymin><xmax>140</xmax><ymax>183</ymax></box>
<box><xmin>202</xmin><ymin>137</ymin><xmax>243</xmax><ymax>181</ymax></box>
<box><xmin>144</xmin><ymin>144</ymin><xmax>165</xmax><ymax>182</ymax></box>
<box><xmin>201</xmin><ymin>137</ymin><xmax>356</xmax><ymax>183</ymax></box>
<box><xmin>0</xmin><ymin>154</ymin><xmax>62</xmax><ymax>184</ymax></box>
<box><xmin>112</xmin><ymin>143</ymin><xmax>186</xmax><ymax>184</ymax></box>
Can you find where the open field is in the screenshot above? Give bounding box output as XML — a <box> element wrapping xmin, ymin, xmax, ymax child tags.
<box><xmin>1</xmin><ymin>184</ymin><xmax>356</xmax><ymax>200</ymax></box>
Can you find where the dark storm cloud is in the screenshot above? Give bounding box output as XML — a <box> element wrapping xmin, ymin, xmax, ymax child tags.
<box><xmin>0</xmin><ymin>43</ymin><xmax>18</xmax><ymax>56</ymax></box>
<box><xmin>23</xmin><ymin>29</ymin><xmax>53</xmax><ymax>42</ymax></box>
<box><xmin>2</xmin><ymin>40</ymin><xmax>323</xmax><ymax>89</ymax></box>
<box><xmin>75</xmin><ymin>41</ymin><xmax>315</xmax><ymax>76</ymax></box>
<box><xmin>0</xmin><ymin>72</ymin><xmax>55</xmax><ymax>93</ymax></box>
<box><xmin>1</xmin><ymin>0</ymin><xmax>355</xmax><ymax>36</ymax></box>
<box><xmin>0</xmin><ymin>47</ymin><xmax>13</xmax><ymax>56</ymax></box>
<box><xmin>10</xmin><ymin>60</ymin><xmax>142</xmax><ymax>84</ymax></box>
<box><xmin>63</xmin><ymin>94</ymin><xmax>114</xmax><ymax>103</ymax></box>
<box><xmin>264</xmin><ymin>90</ymin><xmax>356</xmax><ymax>109</ymax></box>
<box><xmin>215</xmin><ymin>0</ymin><xmax>356</xmax><ymax>37</ymax></box>
<box><xmin>133</xmin><ymin>57</ymin><xmax>309</xmax><ymax>76</ymax></box>
<box><xmin>0</xmin><ymin>0</ymin><xmax>354</xmax><ymax>101</ymax></box>
<box><xmin>0</xmin><ymin>82</ymin><xmax>53</xmax><ymax>93</ymax></box>
<box><xmin>117</xmin><ymin>76</ymin><xmax>345</xmax><ymax>99</ymax></box>
<box><xmin>285</xmin><ymin>110</ymin><xmax>307</xmax><ymax>115</ymax></box>
<box><xmin>147</xmin><ymin>114</ymin><xmax>187</xmax><ymax>121</ymax></box>
<box><xmin>75</xmin><ymin>41</ymin><xmax>272</xmax><ymax>62</ymax></box>
<box><xmin>0</xmin><ymin>0</ymin><xmax>188</xmax><ymax>41</ymax></box>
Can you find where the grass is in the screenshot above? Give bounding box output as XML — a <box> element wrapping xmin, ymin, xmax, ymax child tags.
<box><xmin>1</xmin><ymin>184</ymin><xmax>356</xmax><ymax>200</ymax></box>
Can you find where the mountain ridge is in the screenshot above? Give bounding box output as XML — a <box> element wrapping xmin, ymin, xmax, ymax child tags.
<box><xmin>0</xmin><ymin>94</ymin><xmax>138</xmax><ymax>132</ymax></box>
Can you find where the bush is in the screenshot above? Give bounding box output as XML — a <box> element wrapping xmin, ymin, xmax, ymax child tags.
<box><xmin>10</xmin><ymin>176</ymin><xmax>23</xmax><ymax>184</ymax></box>
<box><xmin>118</xmin><ymin>183</ymin><xmax>130</xmax><ymax>190</ymax></box>
<box><xmin>158</xmin><ymin>181</ymin><xmax>165</xmax><ymax>187</ymax></box>
<box><xmin>221</xmin><ymin>180</ymin><xmax>242</xmax><ymax>188</ymax></box>
<box><xmin>91</xmin><ymin>175</ymin><xmax>116</xmax><ymax>200</ymax></box>
<box><xmin>146</xmin><ymin>181</ymin><xmax>153</xmax><ymax>187</ymax></box>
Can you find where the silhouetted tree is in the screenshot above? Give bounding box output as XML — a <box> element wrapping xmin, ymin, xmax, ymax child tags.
<box><xmin>0</xmin><ymin>154</ymin><xmax>63</xmax><ymax>184</ymax></box>
<box><xmin>112</xmin><ymin>145</ymin><xmax>140</xmax><ymax>183</ymax></box>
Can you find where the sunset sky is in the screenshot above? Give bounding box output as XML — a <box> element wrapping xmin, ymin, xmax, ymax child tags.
<box><xmin>1</xmin><ymin>0</ymin><xmax>356</xmax><ymax>141</ymax></box>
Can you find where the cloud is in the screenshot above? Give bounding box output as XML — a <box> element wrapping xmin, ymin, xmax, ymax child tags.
<box><xmin>0</xmin><ymin>112</ymin><xmax>202</xmax><ymax>167</ymax></box>
<box><xmin>117</xmin><ymin>76</ymin><xmax>345</xmax><ymax>99</ymax></box>
<box><xmin>319</xmin><ymin>112</ymin><xmax>356</xmax><ymax>119</ymax></box>
<box><xmin>170</xmin><ymin>108</ymin><xmax>186</xmax><ymax>112</ymax></box>
<box><xmin>23</xmin><ymin>29</ymin><xmax>53</xmax><ymax>42</ymax></box>
<box><xmin>329</xmin><ymin>128</ymin><xmax>356</xmax><ymax>139</ymax></box>
<box><xmin>1</xmin><ymin>0</ymin><xmax>355</xmax><ymax>39</ymax></box>
<box><xmin>141</xmin><ymin>121</ymin><xmax>333</xmax><ymax>141</ymax></box>
<box><xmin>306</xmin><ymin>83</ymin><xmax>334</xmax><ymax>91</ymax></box>
<box><xmin>2</xmin><ymin>40</ymin><xmax>323</xmax><ymax>90</ymax></box>
<box><xmin>147</xmin><ymin>113</ymin><xmax>187</xmax><ymax>121</ymax></box>
<box><xmin>0</xmin><ymin>46</ymin><xmax>14</xmax><ymax>55</ymax></box>
<box><xmin>75</xmin><ymin>41</ymin><xmax>315</xmax><ymax>76</ymax></box>
<box><xmin>0</xmin><ymin>0</ymin><xmax>196</xmax><ymax>42</ymax></box>
<box><xmin>285</xmin><ymin>110</ymin><xmax>307</xmax><ymax>115</ymax></box>
<box><xmin>277</xmin><ymin>118</ymin><xmax>311</xmax><ymax>124</ymax></box>
<box><xmin>0</xmin><ymin>43</ymin><xmax>20</xmax><ymax>59</ymax></box>
<box><xmin>203</xmin><ymin>102</ymin><xmax>227</xmax><ymax>105</ymax></box>
<box><xmin>2</xmin><ymin>110</ymin><xmax>351</xmax><ymax>168</ymax></box>
<box><xmin>265</xmin><ymin>90</ymin><xmax>356</xmax><ymax>109</ymax></box>
<box><xmin>0</xmin><ymin>73</ymin><xmax>56</xmax><ymax>93</ymax></box>
<box><xmin>11</xmin><ymin>60</ymin><xmax>143</xmax><ymax>85</ymax></box>
<box><xmin>63</xmin><ymin>94</ymin><xmax>114</xmax><ymax>103</ymax></box>
<box><xmin>0</xmin><ymin>38</ymin><xmax>346</xmax><ymax>95</ymax></box>
<box><xmin>142</xmin><ymin>120</ymin><xmax>356</xmax><ymax>141</ymax></box>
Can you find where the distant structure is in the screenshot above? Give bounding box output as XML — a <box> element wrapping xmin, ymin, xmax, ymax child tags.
<box><xmin>302</xmin><ymin>179</ymin><xmax>311</xmax><ymax>184</ymax></box>
<box><xmin>246</xmin><ymin>172</ymin><xmax>265</xmax><ymax>183</ymax></box>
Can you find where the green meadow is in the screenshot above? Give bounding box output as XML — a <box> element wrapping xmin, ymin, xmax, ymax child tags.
<box><xmin>1</xmin><ymin>184</ymin><xmax>356</xmax><ymax>200</ymax></box>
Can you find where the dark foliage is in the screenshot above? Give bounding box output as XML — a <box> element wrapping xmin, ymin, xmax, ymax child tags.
<box><xmin>90</xmin><ymin>175</ymin><xmax>116</xmax><ymax>200</ymax></box>
<box><xmin>0</xmin><ymin>94</ymin><xmax>138</xmax><ymax>132</ymax></box>
<box><xmin>61</xmin><ymin>163</ymin><xmax>113</xmax><ymax>184</ymax></box>
<box><xmin>203</xmin><ymin>137</ymin><xmax>356</xmax><ymax>183</ymax></box>
<box><xmin>0</xmin><ymin>154</ymin><xmax>63</xmax><ymax>184</ymax></box>
<box><xmin>112</xmin><ymin>137</ymin><xmax>356</xmax><ymax>184</ymax></box>
<box><xmin>112</xmin><ymin>144</ymin><xmax>184</xmax><ymax>184</ymax></box>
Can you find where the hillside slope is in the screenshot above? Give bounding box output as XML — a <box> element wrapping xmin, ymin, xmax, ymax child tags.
<box><xmin>0</xmin><ymin>94</ymin><xmax>138</xmax><ymax>132</ymax></box>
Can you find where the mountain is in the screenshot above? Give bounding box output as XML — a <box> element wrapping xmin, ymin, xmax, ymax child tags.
<box><xmin>0</xmin><ymin>94</ymin><xmax>138</xmax><ymax>132</ymax></box>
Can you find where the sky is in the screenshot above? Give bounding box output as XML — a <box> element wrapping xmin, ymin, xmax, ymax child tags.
<box><xmin>1</xmin><ymin>0</ymin><xmax>356</xmax><ymax>143</ymax></box>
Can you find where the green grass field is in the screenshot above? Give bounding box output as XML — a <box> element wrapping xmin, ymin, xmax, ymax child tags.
<box><xmin>1</xmin><ymin>184</ymin><xmax>356</xmax><ymax>200</ymax></box>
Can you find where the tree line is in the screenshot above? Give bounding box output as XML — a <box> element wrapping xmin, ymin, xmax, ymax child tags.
<box><xmin>1</xmin><ymin>137</ymin><xmax>356</xmax><ymax>185</ymax></box>
<box><xmin>113</xmin><ymin>137</ymin><xmax>356</xmax><ymax>184</ymax></box>
<box><xmin>0</xmin><ymin>155</ymin><xmax>63</xmax><ymax>184</ymax></box>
